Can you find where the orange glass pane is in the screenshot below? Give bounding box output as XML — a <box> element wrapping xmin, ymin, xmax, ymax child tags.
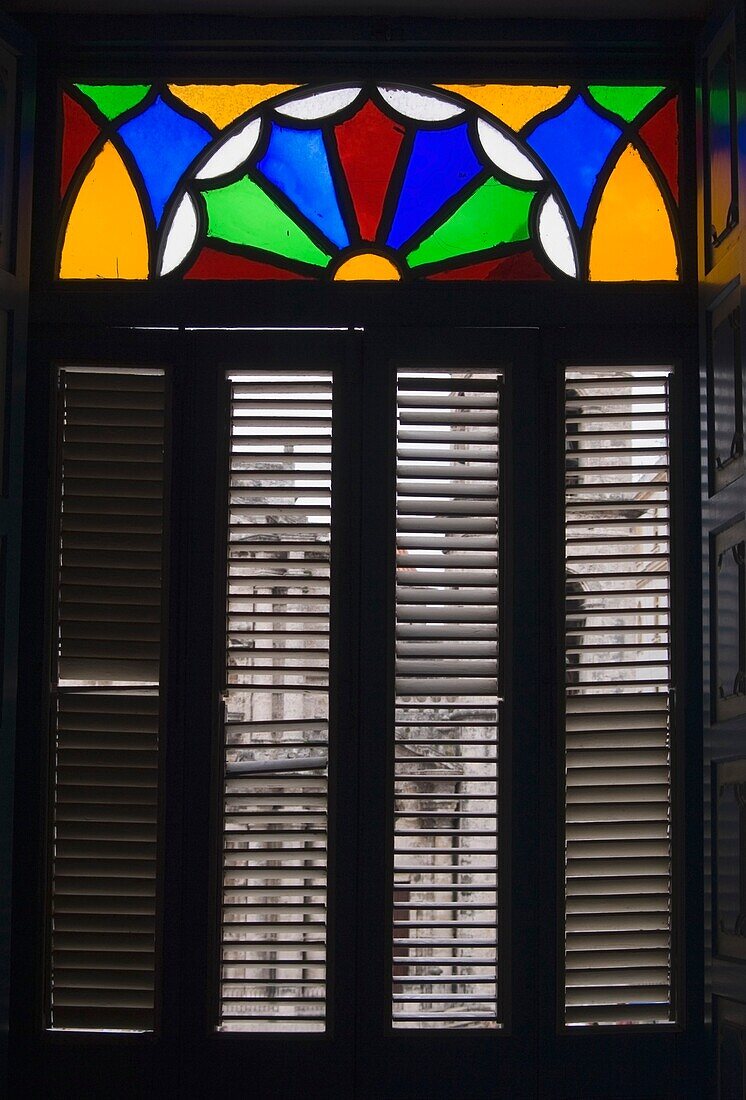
<box><xmin>588</xmin><ymin>144</ymin><xmax>678</xmax><ymax>281</ymax></box>
<box><xmin>168</xmin><ymin>84</ymin><xmax>300</xmax><ymax>129</ymax></box>
<box><xmin>333</xmin><ymin>252</ymin><xmax>400</xmax><ymax>280</ymax></box>
<box><xmin>436</xmin><ymin>84</ymin><xmax>570</xmax><ymax>131</ymax></box>
<box><xmin>59</xmin><ymin>140</ymin><xmax>149</xmax><ymax>279</ymax></box>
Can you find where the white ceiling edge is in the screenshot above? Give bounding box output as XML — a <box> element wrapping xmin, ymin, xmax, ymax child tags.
<box><xmin>3</xmin><ymin>0</ymin><xmax>713</xmax><ymax>16</ymax></box>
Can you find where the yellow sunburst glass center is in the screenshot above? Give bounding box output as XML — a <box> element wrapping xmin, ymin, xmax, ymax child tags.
<box><xmin>333</xmin><ymin>252</ymin><xmax>401</xmax><ymax>281</ymax></box>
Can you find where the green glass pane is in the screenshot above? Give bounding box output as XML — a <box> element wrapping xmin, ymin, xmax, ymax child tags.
<box><xmin>204</xmin><ymin>176</ymin><xmax>332</xmax><ymax>268</ymax></box>
<box><xmin>407</xmin><ymin>178</ymin><xmax>534</xmax><ymax>269</ymax></box>
<box><xmin>587</xmin><ymin>85</ymin><xmax>666</xmax><ymax>123</ymax></box>
<box><xmin>75</xmin><ymin>84</ymin><xmax>152</xmax><ymax>121</ymax></box>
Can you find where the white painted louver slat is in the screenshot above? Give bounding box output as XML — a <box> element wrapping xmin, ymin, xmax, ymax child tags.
<box><xmin>393</xmin><ymin>369</ymin><xmax>500</xmax><ymax>1029</ymax></box>
<box><xmin>563</xmin><ymin>367</ymin><xmax>674</xmax><ymax>1027</ymax></box>
<box><xmin>220</xmin><ymin>371</ymin><xmax>331</xmax><ymax>1032</ymax></box>
<box><xmin>49</xmin><ymin>368</ymin><xmax>165</xmax><ymax>1032</ymax></box>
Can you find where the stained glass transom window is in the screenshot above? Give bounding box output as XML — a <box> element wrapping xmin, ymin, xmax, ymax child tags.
<box><xmin>57</xmin><ymin>81</ymin><xmax>680</xmax><ymax>282</ymax></box>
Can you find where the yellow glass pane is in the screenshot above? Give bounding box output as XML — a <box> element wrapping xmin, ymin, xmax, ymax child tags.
<box><xmin>59</xmin><ymin>140</ymin><xmax>149</xmax><ymax>279</ymax></box>
<box><xmin>168</xmin><ymin>83</ymin><xmax>300</xmax><ymax>129</ymax></box>
<box><xmin>589</xmin><ymin>143</ymin><xmax>678</xmax><ymax>281</ymax></box>
<box><xmin>436</xmin><ymin>84</ymin><xmax>570</xmax><ymax>131</ymax></box>
<box><xmin>333</xmin><ymin>252</ymin><xmax>401</xmax><ymax>280</ymax></box>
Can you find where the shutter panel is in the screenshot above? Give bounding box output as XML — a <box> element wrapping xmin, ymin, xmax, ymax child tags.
<box><xmin>49</xmin><ymin>367</ymin><xmax>166</xmax><ymax>1032</ymax></box>
<box><xmin>563</xmin><ymin>367</ymin><xmax>674</xmax><ymax>1027</ymax></box>
<box><xmin>393</xmin><ymin>369</ymin><xmax>500</xmax><ymax>1029</ymax></box>
<box><xmin>219</xmin><ymin>371</ymin><xmax>332</xmax><ymax>1032</ymax></box>
<box><xmin>57</xmin><ymin>370</ymin><xmax>165</xmax><ymax>684</ymax></box>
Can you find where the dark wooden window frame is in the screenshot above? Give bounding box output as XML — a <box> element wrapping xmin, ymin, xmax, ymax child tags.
<box><xmin>8</xmin><ymin>15</ymin><xmax>705</xmax><ymax>1100</ymax></box>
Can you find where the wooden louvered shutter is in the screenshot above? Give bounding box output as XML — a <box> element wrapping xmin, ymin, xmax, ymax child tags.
<box><xmin>392</xmin><ymin>367</ymin><xmax>500</xmax><ymax>1029</ymax></box>
<box><xmin>218</xmin><ymin>370</ymin><xmax>332</xmax><ymax>1031</ymax></box>
<box><xmin>563</xmin><ymin>366</ymin><xmax>674</xmax><ymax>1026</ymax></box>
<box><xmin>48</xmin><ymin>367</ymin><xmax>166</xmax><ymax>1031</ymax></box>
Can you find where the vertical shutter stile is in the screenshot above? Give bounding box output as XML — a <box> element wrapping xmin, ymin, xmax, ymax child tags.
<box><xmin>219</xmin><ymin>371</ymin><xmax>332</xmax><ymax>1031</ymax></box>
<box><xmin>563</xmin><ymin>367</ymin><xmax>674</xmax><ymax>1026</ymax></box>
<box><xmin>393</xmin><ymin>368</ymin><xmax>501</xmax><ymax>1029</ymax></box>
<box><xmin>49</xmin><ymin>368</ymin><xmax>166</xmax><ymax>1032</ymax></box>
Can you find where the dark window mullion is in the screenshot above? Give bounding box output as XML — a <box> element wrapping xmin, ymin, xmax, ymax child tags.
<box><xmin>354</xmin><ymin>328</ymin><xmax>397</xmax><ymax>1076</ymax></box>
<box><xmin>162</xmin><ymin>343</ymin><xmax>222</xmax><ymax>1082</ymax></box>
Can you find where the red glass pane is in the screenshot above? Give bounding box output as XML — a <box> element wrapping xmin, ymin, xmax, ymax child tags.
<box><xmin>184</xmin><ymin>247</ymin><xmax>313</xmax><ymax>280</ymax></box>
<box><xmin>61</xmin><ymin>93</ymin><xmax>100</xmax><ymax>199</ymax></box>
<box><xmin>335</xmin><ymin>99</ymin><xmax>405</xmax><ymax>242</ymax></box>
<box><xmin>639</xmin><ymin>96</ymin><xmax>679</xmax><ymax>203</ymax></box>
<box><xmin>427</xmin><ymin>251</ymin><xmax>552</xmax><ymax>281</ymax></box>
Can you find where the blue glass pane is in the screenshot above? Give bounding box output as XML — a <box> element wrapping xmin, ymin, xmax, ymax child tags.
<box><xmin>387</xmin><ymin>123</ymin><xmax>482</xmax><ymax>250</ymax></box>
<box><xmin>526</xmin><ymin>95</ymin><xmax>622</xmax><ymax>227</ymax></box>
<box><xmin>257</xmin><ymin>124</ymin><xmax>349</xmax><ymax>249</ymax></box>
<box><xmin>119</xmin><ymin>96</ymin><xmax>212</xmax><ymax>226</ymax></box>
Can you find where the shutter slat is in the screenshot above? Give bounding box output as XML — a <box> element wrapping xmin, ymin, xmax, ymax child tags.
<box><xmin>393</xmin><ymin>368</ymin><xmax>501</xmax><ymax>1031</ymax></box>
<box><xmin>563</xmin><ymin>368</ymin><xmax>673</xmax><ymax>1028</ymax></box>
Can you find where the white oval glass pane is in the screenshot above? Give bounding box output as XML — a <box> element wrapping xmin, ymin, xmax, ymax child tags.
<box><xmin>538</xmin><ymin>194</ymin><xmax>577</xmax><ymax>278</ymax></box>
<box><xmin>476</xmin><ymin>118</ymin><xmax>543</xmax><ymax>182</ymax></box>
<box><xmin>377</xmin><ymin>86</ymin><xmax>464</xmax><ymax>121</ymax></box>
<box><xmin>195</xmin><ymin>117</ymin><xmax>262</xmax><ymax>181</ymax></box>
<box><xmin>277</xmin><ymin>87</ymin><xmax>361</xmax><ymax>119</ymax></box>
<box><xmin>159</xmin><ymin>192</ymin><xmax>198</xmax><ymax>276</ymax></box>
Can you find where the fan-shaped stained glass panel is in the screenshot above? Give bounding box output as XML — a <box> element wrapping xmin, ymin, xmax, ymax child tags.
<box><xmin>57</xmin><ymin>81</ymin><xmax>681</xmax><ymax>282</ymax></box>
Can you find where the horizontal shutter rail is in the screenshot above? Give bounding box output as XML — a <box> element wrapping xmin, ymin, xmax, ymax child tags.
<box><xmin>567</xmin><ymin>609</ymin><xmax>670</xmax><ymax>623</ymax></box>
<box><xmin>398</xmin><ymin>448</ymin><xmax>498</xmax><ymax>464</ymax></box>
<box><xmin>222</xmin><ymin>918</ymin><xmax>326</xmax><ymax>930</ymax></box>
<box><xmin>396</xmin><ymin>586</ymin><xmax>497</xmax><ymax>602</ymax></box>
<box><xmin>391</xmin><ymin>902</ymin><xmax>496</xmax><ymax>913</ymax></box>
<box><xmin>563</xmin><ymin>367</ymin><xmax>673</xmax><ymax>1029</ymax></box>
<box><xmin>564</xmin><ymin>445</ymin><xmax>666</xmax><ymax>457</ymax></box>
<box><xmin>566</xmin><ymin>398</ymin><xmax>668</xmax><ymax>411</ymax></box>
<box><xmin>220</xmin><ymin>370</ymin><xmax>332</xmax><ymax>1033</ymax></box>
<box><xmin>395</xmin><ymin>759</ymin><xmax>497</xmax><ymax>770</ymax></box>
<box><xmin>398</xmin><ymin>390</ymin><xmax>498</xmax><ymax>404</ymax></box>
<box><xmin>393</xmin><ymin>368</ymin><xmax>501</xmax><ymax>1031</ymax></box>
<box><xmin>567</xmin><ymin>734</ymin><xmax>668</xmax><ymax>752</ymax></box>
<box><xmin>224</xmin><ymin>839</ymin><xmax>326</xmax><ymax>852</ymax></box>
<box><xmin>392</xmin><ymin>956</ymin><xmax>497</xmax><ymax>967</ymax></box>
<box><xmin>232</xmin><ymin>435</ymin><xmax>331</xmax><ymax>448</ymax></box>
<box><xmin>399</xmin><ymin>408</ymin><xmax>498</xmax><ymax>425</ymax></box>
<box><xmin>48</xmin><ymin>364</ymin><xmax>166</xmax><ymax>1033</ymax></box>
<box><xmin>566</xmin><ymin>522</ymin><xmax>669</xmax><ymax>534</ymax></box>
<box><xmin>566</xmin><ymin>463</ymin><xmax>667</xmax><ymax>475</ymax></box>
<box><xmin>230</xmin><ymin>456</ymin><xmax>331</xmax><ymax>468</ymax></box>
<box><xmin>397</xmin><ymin>516</ymin><xmax>496</xmax><ymax>533</ymax></box>
<box><xmin>565</xmin><ymin>417</ymin><xmax>668</xmax><ymax>431</ymax></box>
<box><xmin>231</xmin><ymin>398</ymin><xmax>332</xmax><ymax>410</ymax></box>
<box><xmin>397</xmin><ymin>626</ymin><xmax>498</xmax><ymax>640</ymax></box>
<box><xmin>568</xmin><ymin>575</ymin><xmax>669</xmax><ymax>588</ymax></box>
<box><xmin>397</xmin><ymin>463</ymin><xmax>499</xmax><ymax>479</ymax></box>
<box><xmin>398</xmin><ymin>429</ymin><xmax>498</xmax><ymax>444</ymax></box>
<box><xmin>222</xmin><ymin>947</ymin><xmax>326</xmax><ymax>958</ymax></box>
